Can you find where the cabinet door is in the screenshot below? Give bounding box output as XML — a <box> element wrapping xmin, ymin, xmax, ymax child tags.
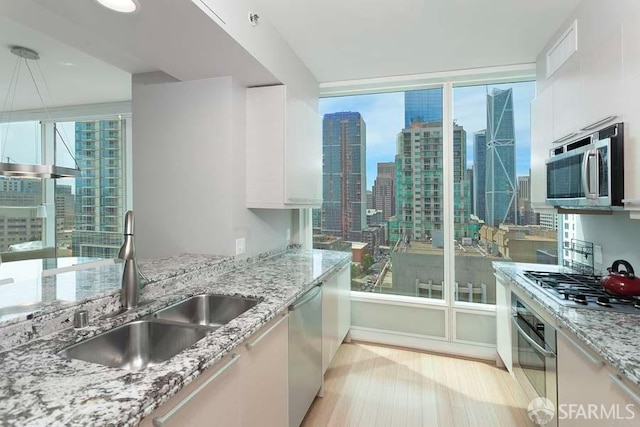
<box><xmin>140</xmin><ymin>353</ymin><xmax>242</xmax><ymax>427</ymax></box>
<box><xmin>246</xmin><ymin>85</ymin><xmax>286</xmax><ymax>208</ymax></box>
<box><xmin>284</xmin><ymin>95</ymin><xmax>322</xmax><ymax>205</ymax></box>
<box><xmin>322</xmin><ymin>272</ymin><xmax>340</xmax><ymax>375</ymax></box>
<box><xmin>552</xmin><ymin>54</ymin><xmax>582</xmax><ymax>142</ymax></box>
<box><xmin>242</xmin><ymin>313</ymin><xmax>289</xmax><ymax>427</ymax></box>
<box><xmin>557</xmin><ymin>327</ymin><xmax>640</xmax><ymax>427</ymax></box>
<box><xmin>580</xmin><ymin>25</ymin><xmax>624</xmax><ymax>128</ymax></box>
<box><xmin>494</xmin><ymin>273</ymin><xmax>512</xmax><ymax>373</ymax></box>
<box><xmin>530</xmin><ymin>86</ymin><xmax>555</xmax><ymax>211</ymax></box>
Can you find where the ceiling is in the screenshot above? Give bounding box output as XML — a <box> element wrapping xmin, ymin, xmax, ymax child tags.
<box><xmin>254</xmin><ymin>0</ymin><xmax>582</xmax><ymax>82</ymax></box>
<box><xmin>0</xmin><ymin>0</ymin><xmax>582</xmax><ymax>110</ymax></box>
<box><xmin>0</xmin><ymin>15</ymin><xmax>131</xmax><ymax>112</ymax></box>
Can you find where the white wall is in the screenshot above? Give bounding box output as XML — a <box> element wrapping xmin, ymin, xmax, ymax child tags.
<box><xmin>575</xmin><ymin>213</ymin><xmax>640</xmax><ymax>273</ymax></box>
<box><xmin>132</xmin><ymin>76</ymin><xmax>292</xmax><ymax>258</ymax></box>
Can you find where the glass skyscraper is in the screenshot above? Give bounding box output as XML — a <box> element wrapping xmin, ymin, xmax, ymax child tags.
<box><xmin>404</xmin><ymin>88</ymin><xmax>443</xmax><ymax>127</ymax></box>
<box><xmin>473</xmin><ymin>130</ymin><xmax>487</xmax><ymax>222</ymax></box>
<box><xmin>72</xmin><ymin>119</ymin><xmax>126</xmax><ymax>258</ymax></box>
<box><xmin>321</xmin><ymin>112</ymin><xmax>366</xmax><ymax>242</ymax></box>
<box><xmin>485</xmin><ymin>88</ymin><xmax>517</xmax><ymax>226</ymax></box>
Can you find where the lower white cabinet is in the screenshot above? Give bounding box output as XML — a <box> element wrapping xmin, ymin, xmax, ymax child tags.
<box><xmin>557</xmin><ymin>325</ymin><xmax>640</xmax><ymax>427</ymax></box>
<box><xmin>322</xmin><ymin>263</ymin><xmax>351</xmax><ymax>375</ymax></box>
<box><xmin>140</xmin><ymin>312</ymin><xmax>289</xmax><ymax>427</ymax></box>
<box><xmin>241</xmin><ymin>312</ymin><xmax>289</xmax><ymax>427</ymax></box>
<box><xmin>140</xmin><ymin>352</ymin><xmax>243</xmax><ymax>427</ymax></box>
<box><xmin>495</xmin><ymin>272</ymin><xmax>512</xmax><ymax>373</ymax></box>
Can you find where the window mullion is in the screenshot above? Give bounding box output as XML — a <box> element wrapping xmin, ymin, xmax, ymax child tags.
<box><xmin>442</xmin><ymin>82</ymin><xmax>454</xmax><ymax>307</ymax></box>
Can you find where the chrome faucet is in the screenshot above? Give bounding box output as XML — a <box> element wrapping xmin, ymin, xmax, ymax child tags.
<box><xmin>119</xmin><ymin>210</ymin><xmax>147</xmax><ymax>310</ymax></box>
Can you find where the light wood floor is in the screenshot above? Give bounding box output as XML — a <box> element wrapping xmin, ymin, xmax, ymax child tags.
<box><xmin>302</xmin><ymin>342</ymin><xmax>532</xmax><ymax>427</ymax></box>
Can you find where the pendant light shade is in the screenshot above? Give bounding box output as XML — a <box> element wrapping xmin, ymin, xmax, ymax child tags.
<box><xmin>0</xmin><ymin>46</ymin><xmax>81</xmax><ymax>179</ymax></box>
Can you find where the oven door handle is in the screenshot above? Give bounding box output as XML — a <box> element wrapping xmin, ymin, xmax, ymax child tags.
<box><xmin>511</xmin><ymin>315</ymin><xmax>556</xmax><ymax>358</ymax></box>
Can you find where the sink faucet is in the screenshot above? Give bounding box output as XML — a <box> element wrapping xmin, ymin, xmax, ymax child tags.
<box><xmin>119</xmin><ymin>210</ymin><xmax>147</xmax><ymax>311</ymax></box>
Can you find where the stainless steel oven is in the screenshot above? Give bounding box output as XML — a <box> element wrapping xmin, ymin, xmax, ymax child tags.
<box><xmin>511</xmin><ymin>293</ymin><xmax>558</xmax><ymax>426</ymax></box>
<box><xmin>546</xmin><ymin>122</ymin><xmax>624</xmax><ymax>208</ymax></box>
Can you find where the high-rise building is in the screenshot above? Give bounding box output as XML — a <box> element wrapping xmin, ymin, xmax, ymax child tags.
<box><xmin>404</xmin><ymin>88</ymin><xmax>443</xmax><ymax>127</ymax></box>
<box><xmin>517</xmin><ymin>174</ymin><xmax>538</xmax><ymax>225</ymax></box>
<box><xmin>72</xmin><ymin>119</ymin><xmax>126</xmax><ymax>258</ymax></box>
<box><xmin>473</xmin><ymin>130</ymin><xmax>487</xmax><ymax>221</ymax></box>
<box><xmin>392</xmin><ymin>122</ymin><xmax>472</xmax><ymax>243</ymax></box>
<box><xmin>321</xmin><ymin>112</ymin><xmax>366</xmax><ymax>242</ymax></box>
<box><xmin>486</xmin><ymin>88</ymin><xmax>517</xmax><ymax>226</ymax></box>
<box><xmin>372</xmin><ymin>161</ymin><xmax>395</xmax><ymax>221</ymax></box>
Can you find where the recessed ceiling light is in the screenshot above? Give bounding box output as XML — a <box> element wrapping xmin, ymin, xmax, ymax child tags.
<box><xmin>94</xmin><ymin>0</ymin><xmax>140</xmax><ymax>13</ymax></box>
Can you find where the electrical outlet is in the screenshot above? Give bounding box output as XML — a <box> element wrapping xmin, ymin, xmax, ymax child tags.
<box><xmin>286</xmin><ymin>228</ymin><xmax>291</xmax><ymax>242</ymax></box>
<box><xmin>235</xmin><ymin>238</ymin><xmax>246</xmax><ymax>255</ymax></box>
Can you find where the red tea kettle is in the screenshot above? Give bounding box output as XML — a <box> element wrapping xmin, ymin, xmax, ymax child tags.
<box><xmin>600</xmin><ymin>260</ymin><xmax>640</xmax><ymax>297</ymax></box>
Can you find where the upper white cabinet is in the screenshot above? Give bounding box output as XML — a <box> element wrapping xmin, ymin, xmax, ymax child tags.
<box><xmin>551</xmin><ymin>54</ymin><xmax>582</xmax><ymax>142</ymax></box>
<box><xmin>530</xmin><ymin>85</ymin><xmax>554</xmax><ymax>210</ymax></box>
<box><xmin>246</xmin><ymin>85</ymin><xmax>322</xmax><ymax>209</ymax></box>
<box><xmin>622</xmin><ymin>9</ymin><xmax>640</xmax><ymax>217</ymax></box>
<box><xmin>580</xmin><ymin>25</ymin><xmax>624</xmax><ymax>127</ymax></box>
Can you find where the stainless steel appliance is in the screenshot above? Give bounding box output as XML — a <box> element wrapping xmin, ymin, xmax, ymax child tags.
<box><xmin>546</xmin><ymin>122</ymin><xmax>624</xmax><ymax>208</ymax></box>
<box><xmin>511</xmin><ymin>293</ymin><xmax>557</xmax><ymax>427</ymax></box>
<box><xmin>288</xmin><ymin>285</ymin><xmax>323</xmax><ymax>427</ymax></box>
<box><xmin>521</xmin><ymin>271</ymin><xmax>640</xmax><ymax>313</ymax></box>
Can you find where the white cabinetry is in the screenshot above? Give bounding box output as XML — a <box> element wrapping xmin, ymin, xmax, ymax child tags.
<box><xmin>622</xmin><ymin>9</ymin><xmax>640</xmax><ymax>217</ymax></box>
<box><xmin>530</xmin><ymin>86</ymin><xmax>555</xmax><ymax>211</ymax></box>
<box><xmin>242</xmin><ymin>313</ymin><xmax>289</xmax><ymax>427</ymax></box>
<box><xmin>557</xmin><ymin>325</ymin><xmax>640</xmax><ymax>427</ymax></box>
<box><xmin>246</xmin><ymin>85</ymin><xmax>322</xmax><ymax>209</ymax></box>
<box><xmin>494</xmin><ymin>272</ymin><xmax>512</xmax><ymax>373</ymax></box>
<box><xmin>579</xmin><ymin>26</ymin><xmax>624</xmax><ymax>127</ymax></box>
<box><xmin>551</xmin><ymin>54</ymin><xmax>582</xmax><ymax>142</ymax></box>
<box><xmin>140</xmin><ymin>312</ymin><xmax>289</xmax><ymax>427</ymax></box>
<box><xmin>322</xmin><ymin>263</ymin><xmax>351</xmax><ymax>375</ymax></box>
<box><xmin>140</xmin><ymin>352</ymin><xmax>243</xmax><ymax>427</ymax></box>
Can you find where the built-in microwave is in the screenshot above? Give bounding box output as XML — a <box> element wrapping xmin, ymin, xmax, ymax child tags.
<box><xmin>546</xmin><ymin>122</ymin><xmax>624</xmax><ymax>208</ymax></box>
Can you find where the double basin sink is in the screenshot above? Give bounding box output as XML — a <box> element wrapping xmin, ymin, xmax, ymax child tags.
<box><xmin>58</xmin><ymin>294</ymin><xmax>261</xmax><ymax>371</ymax></box>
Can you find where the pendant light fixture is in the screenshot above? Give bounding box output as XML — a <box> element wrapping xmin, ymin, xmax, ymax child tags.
<box><xmin>0</xmin><ymin>46</ymin><xmax>80</xmax><ymax>179</ymax></box>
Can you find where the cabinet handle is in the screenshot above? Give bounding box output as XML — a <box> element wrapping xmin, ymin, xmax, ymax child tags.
<box><xmin>152</xmin><ymin>353</ymin><xmax>241</xmax><ymax>426</ymax></box>
<box><xmin>289</xmin><ymin>285</ymin><xmax>321</xmax><ymax>311</ymax></box>
<box><xmin>609</xmin><ymin>373</ymin><xmax>640</xmax><ymax>405</ymax></box>
<box><xmin>558</xmin><ymin>327</ymin><xmax>604</xmax><ymax>368</ymax></box>
<box><xmin>246</xmin><ymin>313</ymin><xmax>289</xmax><ymax>350</ymax></box>
<box><xmin>581</xmin><ymin>115</ymin><xmax>617</xmax><ymax>131</ymax></box>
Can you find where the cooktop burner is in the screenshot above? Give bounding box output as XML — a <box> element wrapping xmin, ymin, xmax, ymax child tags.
<box><xmin>522</xmin><ymin>271</ymin><xmax>640</xmax><ymax>313</ymax></box>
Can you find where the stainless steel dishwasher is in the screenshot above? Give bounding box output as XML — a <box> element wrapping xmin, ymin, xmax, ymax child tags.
<box><xmin>288</xmin><ymin>284</ymin><xmax>323</xmax><ymax>427</ymax></box>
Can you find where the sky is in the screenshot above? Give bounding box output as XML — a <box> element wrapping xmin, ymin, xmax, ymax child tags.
<box><xmin>320</xmin><ymin>81</ymin><xmax>536</xmax><ymax>190</ymax></box>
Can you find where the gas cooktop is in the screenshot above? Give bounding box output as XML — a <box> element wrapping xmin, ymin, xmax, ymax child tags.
<box><xmin>521</xmin><ymin>271</ymin><xmax>640</xmax><ymax>313</ymax></box>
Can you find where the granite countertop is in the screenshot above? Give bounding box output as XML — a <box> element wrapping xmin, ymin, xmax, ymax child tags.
<box><xmin>494</xmin><ymin>261</ymin><xmax>640</xmax><ymax>388</ymax></box>
<box><xmin>0</xmin><ymin>249</ymin><xmax>351</xmax><ymax>426</ymax></box>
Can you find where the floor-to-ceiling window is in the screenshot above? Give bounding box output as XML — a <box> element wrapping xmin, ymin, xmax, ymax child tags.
<box><xmin>314</xmin><ymin>77</ymin><xmax>559</xmax><ymax>309</ymax></box>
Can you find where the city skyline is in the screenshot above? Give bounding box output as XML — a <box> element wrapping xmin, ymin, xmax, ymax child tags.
<box><xmin>319</xmin><ymin>82</ymin><xmax>535</xmax><ymax>189</ymax></box>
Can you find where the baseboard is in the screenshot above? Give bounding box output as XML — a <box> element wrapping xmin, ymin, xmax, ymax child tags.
<box><xmin>349</xmin><ymin>326</ymin><xmax>498</xmax><ymax>361</ymax></box>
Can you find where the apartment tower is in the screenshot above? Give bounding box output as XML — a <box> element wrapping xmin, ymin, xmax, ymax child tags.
<box><xmin>72</xmin><ymin>119</ymin><xmax>126</xmax><ymax>258</ymax></box>
<box><xmin>372</xmin><ymin>161</ymin><xmax>396</xmax><ymax>221</ymax></box>
<box><xmin>321</xmin><ymin>112</ymin><xmax>367</xmax><ymax>242</ymax></box>
<box><xmin>393</xmin><ymin>121</ymin><xmax>472</xmax><ymax>242</ymax></box>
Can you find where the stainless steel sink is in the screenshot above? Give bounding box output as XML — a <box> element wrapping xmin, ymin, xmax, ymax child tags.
<box><xmin>149</xmin><ymin>294</ymin><xmax>261</xmax><ymax>328</ymax></box>
<box><xmin>57</xmin><ymin>320</ymin><xmax>209</xmax><ymax>371</ymax></box>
